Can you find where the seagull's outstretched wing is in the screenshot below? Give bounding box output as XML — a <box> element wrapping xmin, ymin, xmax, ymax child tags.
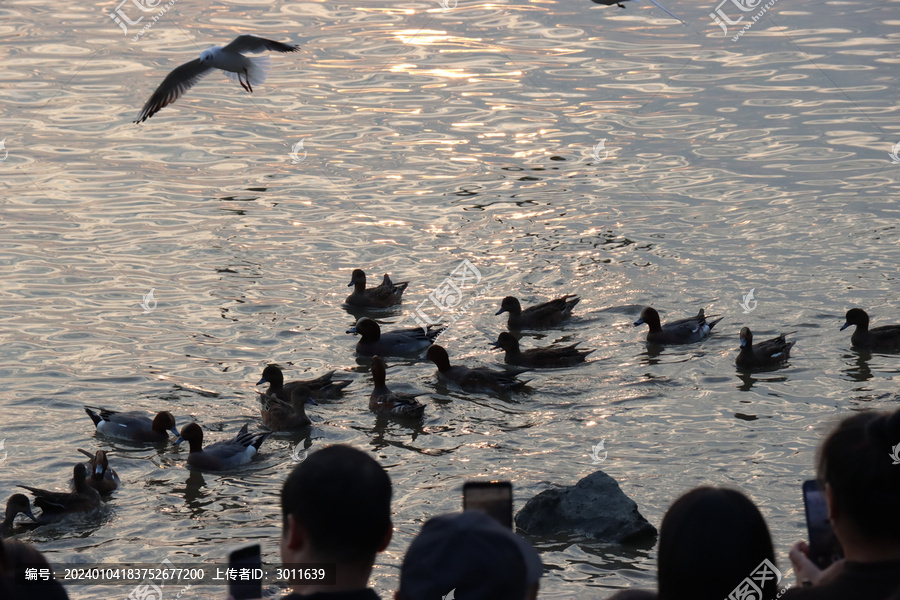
<box><xmin>223</xmin><ymin>35</ymin><xmax>300</xmax><ymax>54</ymax></box>
<box><xmin>134</xmin><ymin>58</ymin><xmax>214</xmax><ymax>123</ymax></box>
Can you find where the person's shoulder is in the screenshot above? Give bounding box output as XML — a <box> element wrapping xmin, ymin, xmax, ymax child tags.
<box><xmin>281</xmin><ymin>589</ymin><xmax>381</xmax><ymax>600</ymax></box>
<box><xmin>781</xmin><ymin>581</ymin><xmax>877</xmax><ymax>600</ymax></box>
<box><xmin>782</xmin><ymin>558</ymin><xmax>900</xmax><ymax>600</ymax></box>
<box><xmin>781</xmin><ymin>586</ymin><xmax>822</xmax><ymax>599</ymax></box>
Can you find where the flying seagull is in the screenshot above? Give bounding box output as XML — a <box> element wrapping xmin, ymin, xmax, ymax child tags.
<box><xmin>134</xmin><ymin>35</ymin><xmax>300</xmax><ymax>123</ymax></box>
<box><xmin>591</xmin><ymin>0</ymin><xmax>686</xmax><ymax>26</ymax></box>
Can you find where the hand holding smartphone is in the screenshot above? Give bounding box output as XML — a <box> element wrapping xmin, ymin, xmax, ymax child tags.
<box><xmin>228</xmin><ymin>544</ymin><xmax>263</xmax><ymax>600</ymax></box>
<box><xmin>802</xmin><ymin>480</ymin><xmax>844</xmax><ymax>569</ymax></box>
<box><xmin>463</xmin><ymin>480</ymin><xmax>513</xmax><ymax>529</ymax></box>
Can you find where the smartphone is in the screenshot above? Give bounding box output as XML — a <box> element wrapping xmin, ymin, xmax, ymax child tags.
<box><xmin>463</xmin><ymin>480</ymin><xmax>513</xmax><ymax>529</ymax></box>
<box><xmin>228</xmin><ymin>544</ymin><xmax>263</xmax><ymax>600</ymax></box>
<box><xmin>802</xmin><ymin>480</ymin><xmax>844</xmax><ymax>569</ymax></box>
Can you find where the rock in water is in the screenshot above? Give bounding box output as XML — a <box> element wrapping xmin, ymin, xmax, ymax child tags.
<box><xmin>514</xmin><ymin>470</ymin><xmax>656</xmax><ymax>543</ymax></box>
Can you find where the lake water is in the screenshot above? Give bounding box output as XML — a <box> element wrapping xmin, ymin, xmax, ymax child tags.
<box><xmin>2</xmin><ymin>0</ymin><xmax>899</xmax><ymax>598</ymax></box>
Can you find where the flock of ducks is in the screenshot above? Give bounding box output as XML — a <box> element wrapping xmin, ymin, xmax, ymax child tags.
<box><xmin>3</xmin><ymin>268</ymin><xmax>899</xmax><ymax>538</ymax></box>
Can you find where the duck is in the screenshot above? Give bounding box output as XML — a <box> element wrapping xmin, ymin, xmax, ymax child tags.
<box><xmin>841</xmin><ymin>308</ymin><xmax>900</xmax><ymax>351</ymax></box>
<box><xmin>369</xmin><ymin>355</ymin><xmax>426</xmax><ymax>418</ymax></box>
<box><xmin>425</xmin><ymin>345</ymin><xmax>530</xmax><ymax>394</ymax></box>
<box><xmin>495</xmin><ymin>295</ymin><xmax>580</xmax><ymax>329</ymax></box>
<box><xmin>345</xmin><ymin>269</ymin><xmax>408</xmax><ymax>308</ymax></box>
<box><xmin>256</xmin><ymin>364</ymin><xmax>351</xmax><ymax>402</ymax></box>
<box><xmin>175</xmin><ymin>423</ymin><xmax>270</xmax><ymax>471</ymax></box>
<box><xmin>634</xmin><ymin>307</ymin><xmax>723</xmax><ymax>344</ymax></box>
<box><xmin>84</xmin><ymin>406</ymin><xmax>179</xmax><ymax>443</ymax></box>
<box><xmin>76</xmin><ymin>449</ymin><xmax>120</xmax><ymax>495</ymax></box>
<box><xmin>18</xmin><ymin>464</ymin><xmax>102</xmax><ymax>519</ymax></box>
<box><xmin>1</xmin><ymin>494</ymin><xmax>36</xmax><ymax>537</ymax></box>
<box><xmin>736</xmin><ymin>328</ymin><xmax>795</xmax><ymax>369</ymax></box>
<box><xmin>492</xmin><ymin>332</ymin><xmax>593</xmax><ymax>368</ymax></box>
<box><xmin>347</xmin><ymin>317</ymin><xmax>444</xmax><ymax>356</ymax></box>
<box><xmin>260</xmin><ymin>387</ymin><xmax>312</xmax><ymax>431</ymax></box>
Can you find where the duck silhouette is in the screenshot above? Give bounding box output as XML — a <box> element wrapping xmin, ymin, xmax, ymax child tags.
<box><xmin>841</xmin><ymin>308</ymin><xmax>900</xmax><ymax>351</ymax></box>
<box><xmin>492</xmin><ymin>332</ymin><xmax>593</xmax><ymax>368</ymax></box>
<box><xmin>84</xmin><ymin>406</ymin><xmax>179</xmax><ymax>443</ymax></box>
<box><xmin>735</xmin><ymin>328</ymin><xmax>795</xmax><ymax>369</ymax></box>
<box><xmin>175</xmin><ymin>423</ymin><xmax>271</xmax><ymax>471</ymax></box>
<box><xmin>348</xmin><ymin>317</ymin><xmax>444</xmax><ymax>356</ymax></box>
<box><xmin>634</xmin><ymin>307</ymin><xmax>723</xmax><ymax>345</ymax></box>
<box><xmin>345</xmin><ymin>269</ymin><xmax>408</xmax><ymax>308</ymax></box>
<box><xmin>496</xmin><ymin>295</ymin><xmax>580</xmax><ymax>329</ymax></box>
<box><xmin>256</xmin><ymin>364</ymin><xmax>351</xmax><ymax>401</ymax></box>
<box><xmin>260</xmin><ymin>387</ymin><xmax>312</xmax><ymax>431</ymax></box>
<box><xmin>426</xmin><ymin>345</ymin><xmax>530</xmax><ymax>394</ymax></box>
<box><xmin>76</xmin><ymin>448</ymin><xmax>120</xmax><ymax>495</ymax></box>
<box><xmin>369</xmin><ymin>355</ymin><xmax>426</xmax><ymax>418</ymax></box>
<box><xmin>19</xmin><ymin>464</ymin><xmax>102</xmax><ymax>521</ymax></box>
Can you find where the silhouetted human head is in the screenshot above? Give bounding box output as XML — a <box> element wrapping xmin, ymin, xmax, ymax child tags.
<box><xmin>398</xmin><ymin>511</ymin><xmax>529</xmax><ymax>600</ymax></box>
<box><xmin>817</xmin><ymin>408</ymin><xmax>900</xmax><ymax>542</ymax></box>
<box><xmin>657</xmin><ymin>487</ymin><xmax>777</xmax><ymax>600</ymax></box>
<box><xmin>280</xmin><ymin>444</ymin><xmax>392</xmax><ymax>564</ymax></box>
<box><xmin>0</xmin><ymin>539</ymin><xmax>69</xmax><ymax>600</ymax></box>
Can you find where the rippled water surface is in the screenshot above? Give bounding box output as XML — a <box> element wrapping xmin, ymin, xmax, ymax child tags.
<box><xmin>2</xmin><ymin>0</ymin><xmax>900</xmax><ymax>597</ymax></box>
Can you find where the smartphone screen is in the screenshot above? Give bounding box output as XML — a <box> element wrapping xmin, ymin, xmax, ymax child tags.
<box><xmin>228</xmin><ymin>544</ymin><xmax>263</xmax><ymax>600</ymax></box>
<box><xmin>802</xmin><ymin>480</ymin><xmax>844</xmax><ymax>569</ymax></box>
<box><xmin>463</xmin><ymin>481</ymin><xmax>513</xmax><ymax>529</ymax></box>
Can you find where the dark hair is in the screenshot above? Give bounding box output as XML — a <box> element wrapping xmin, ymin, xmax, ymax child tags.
<box><xmin>658</xmin><ymin>487</ymin><xmax>777</xmax><ymax>600</ymax></box>
<box><xmin>0</xmin><ymin>540</ymin><xmax>70</xmax><ymax>600</ymax></box>
<box><xmin>281</xmin><ymin>445</ymin><xmax>392</xmax><ymax>563</ymax></box>
<box><xmin>817</xmin><ymin>408</ymin><xmax>900</xmax><ymax>541</ymax></box>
